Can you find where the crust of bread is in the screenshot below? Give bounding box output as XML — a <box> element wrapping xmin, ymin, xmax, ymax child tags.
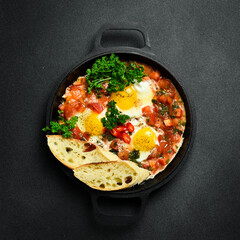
<box><xmin>74</xmin><ymin>161</ymin><xmax>150</xmax><ymax>191</ymax></box>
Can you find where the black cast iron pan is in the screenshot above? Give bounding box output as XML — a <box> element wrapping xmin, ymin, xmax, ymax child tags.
<box><xmin>45</xmin><ymin>22</ymin><xmax>195</xmax><ymax>225</ymax></box>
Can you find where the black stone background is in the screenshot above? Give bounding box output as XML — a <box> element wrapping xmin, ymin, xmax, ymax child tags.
<box><xmin>1</xmin><ymin>0</ymin><xmax>240</xmax><ymax>239</ymax></box>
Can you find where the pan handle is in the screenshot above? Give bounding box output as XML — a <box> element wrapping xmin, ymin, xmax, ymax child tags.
<box><xmin>89</xmin><ymin>190</ymin><xmax>149</xmax><ymax>226</ymax></box>
<box><xmin>93</xmin><ymin>22</ymin><xmax>152</xmax><ymax>53</ymax></box>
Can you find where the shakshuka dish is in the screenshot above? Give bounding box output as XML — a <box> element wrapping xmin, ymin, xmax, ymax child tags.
<box><xmin>43</xmin><ymin>54</ymin><xmax>186</xmax><ymax>191</ymax></box>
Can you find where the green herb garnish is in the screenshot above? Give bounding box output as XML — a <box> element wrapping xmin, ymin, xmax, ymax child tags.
<box><xmin>172</xmin><ymin>103</ymin><xmax>179</xmax><ymax>111</ymax></box>
<box><xmin>129</xmin><ymin>149</ymin><xmax>140</xmax><ymax>161</ymax></box>
<box><xmin>173</xmin><ymin>126</ymin><xmax>183</xmax><ymax>135</ymax></box>
<box><xmin>129</xmin><ymin>149</ymin><xmax>142</xmax><ymax>167</ymax></box>
<box><xmin>152</xmin><ymin>99</ymin><xmax>158</xmax><ymax>104</ymax></box>
<box><xmin>42</xmin><ymin>110</ymin><xmax>78</xmax><ymax>138</ymax></box>
<box><xmin>109</xmin><ymin>149</ymin><xmax>118</xmax><ymax>155</ymax></box>
<box><xmin>166</xmin><ymin>159</ymin><xmax>170</xmax><ymax>164</ymax></box>
<box><xmin>86</xmin><ymin>54</ymin><xmax>146</xmax><ymax>94</ymax></box>
<box><xmin>159</xmin><ymin>103</ymin><xmax>169</xmax><ymax>116</ymax></box>
<box><xmin>102</xmin><ymin>132</ymin><xmax>115</xmax><ymax>141</ymax></box>
<box><xmin>178</xmin><ymin>120</ymin><xmax>186</xmax><ymax>126</ymax></box>
<box><xmin>101</xmin><ymin>100</ymin><xmax>130</xmax><ymax>130</ymax></box>
<box><xmin>157</xmin><ymin>89</ymin><xmax>166</xmax><ymax>96</ymax></box>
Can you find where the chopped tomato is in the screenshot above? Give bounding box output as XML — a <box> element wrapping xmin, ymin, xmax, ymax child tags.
<box><xmin>149</xmin><ymin>71</ymin><xmax>161</xmax><ymax>81</ymax></box>
<box><xmin>158</xmin><ymin>158</ymin><xmax>167</xmax><ymax>166</ymax></box>
<box><xmin>88</xmin><ymin>102</ymin><xmax>104</xmax><ymax>113</ymax></box>
<box><xmin>158</xmin><ymin>79</ymin><xmax>171</xmax><ymax>89</ymax></box>
<box><xmin>166</xmin><ymin>96</ymin><xmax>173</xmax><ymax>105</ymax></box>
<box><xmin>154</xmin><ymin>117</ymin><xmax>165</xmax><ymax>129</ymax></box>
<box><xmin>147</xmin><ymin>115</ymin><xmax>157</xmax><ymax>126</ymax></box>
<box><xmin>174</xmin><ymin>108</ymin><xmax>182</xmax><ymax>117</ymax></box>
<box><xmin>118</xmin><ymin>149</ymin><xmax>129</xmax><ymax>160</ymax></box>
<box><xmin>83</xmin><ymin>132</ymin><xmax>90</xmax><ymax>141</ymax></box>
<box><xmin>60</xmin><ymin>102</ymin><xmax>85</xmax><ymax>119</ymax></box>
<box><xmin>165</xmin><ymin>131</ymin><xmax>181</xmax><ymax>143</ymax></box>
<box><xmin>141</xmin><ymin>64</ymin><xmax>153</xmax><ymax>75</ymax></box>
<box><xmin>172</xmin><ymin>118</ymin><xmax>180</xmax><ymax>126</ymax></box>
<box><xmin>141</xmin><ymin>161</ymin><xmax>150</xmax><ymax>169</ymax></box>
<box><xmin>110</xmin><ymin>139</ymin><xmax>120</xmax><ymax>151</ymax></box>
<box><xmin>164</xmin><ymin>119</ymin><xmax>173</xmax><ymax>127</ymax></box>
<box><xmin>122</xmin><ymin>133</ymin><xmax>131</xmax><ymax>144</ymax></box>
<box><xmin>158</xmin><ymin>134</ymin><xmax>164</xmax><ymax>143</ymax></box>
<box><xmin>142</xmin><ymin>106</ymin><xmax>153</xmax><ymax>116</ymax></box>
<box><xmin>126</xmin><ymin>122</ymin><xmax>134</xmax><ymax>132</ymax></box>
<box><xmin>71</xmin><ymin>127</ymin><xmax>82</xmax><ymax>140</ymax></box>
<box><xmin>142</xmin><ymin>76</ymin><xmax>151</xmax><ymax>81</ymax></box>
<box><xmin>159</xmin><ymin>140</ymin><xmax>168</xmax><ymax>151</ymax></box>
<box><xmin>157</xmin><ymin>95</ymin><xmax>167</xmax><ymax>104</ymax></box>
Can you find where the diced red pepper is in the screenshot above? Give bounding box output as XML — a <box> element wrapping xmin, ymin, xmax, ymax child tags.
<box><xmin>126</xmin><ymin>122</ymin><xmax>134</xmax><ymax>132</ymax></box>
<box><xmin>110</xmin><ymin>128</ymin><xmax>121</xmax><ymax>138</ymax></box>
<box><xmin>115</xmin><ymin>126</ymin><xmax>127</xmax><ymax>132</ymax></box>
<box><xmin>122</xmin><ymin>133</ymin><xmax>131</xmax><ymax>144</ymax></box>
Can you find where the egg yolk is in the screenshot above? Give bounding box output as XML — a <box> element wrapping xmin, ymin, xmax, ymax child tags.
<box><xmin>85</xmin><ymin>113</ymin><xmax>104</xmax><ymax>135</ymax></box>
<box><xmin>111</xmin><ymin>86</ymin><xmax>137</xmax><ymax>110</ymax></box>
<box><xmin>133</xmin><ymin>127</ymin><xmax>156</xmax><ymax>151</ymax></box>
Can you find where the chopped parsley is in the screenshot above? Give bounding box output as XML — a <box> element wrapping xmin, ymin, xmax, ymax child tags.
<box><xmin>167</xmin><ymin>150</ymin><xmax>172</xmax><ymax>153</ymax></box>
<box><xmin>102</xmin><ymin>132</ymin><xmax>115</xmax><ymax>141</ymax></box>
<box><xmin>173</xmin><ymin>126</ymin><xmax>183</xmax><ymax>135</ymax></box>
<box><xmin>129</xmin><ymin>149</ymin><xmax>142</xmax><ymax>167</ymax></box>
<box><xmin>101</xmin><ymin>100</ymin><xmax>130</xmax><ymax>130</ymax></box>
<box><xmin>172</xmin><ymin>103</ymin><xmax>179</xmax><ymax>111</ymax></box>
<box><xmin>157</xmin><ymin>89</ymin><xmax>166</xmax><ymax>96</ymax></box>
<box><xmin>42</xmin><ymin>110</ymin><xmax>78</xmax><ymax>138</ymax></box>
<box><xmin>166</xmin><ymin>159</ymin><xmax>170</xmax><ymax>164</ymax></box>
<box><xmin>109</xmin><ymin>149</ymin><xmax>118</xmax><ymax>155</ymax></box>
<box><xmin>159</xmin><ymin>103</ymin><xmax>169</xmax><ymax>116</ymax></box>
<box><xmin>152</xmin><ymin>99</ymin><xmax>158</xmax><ymax>104</ymax></box>
<box><xmin>178</xmin><ymin>120</ymin><xmax>186</xmax><ymax>126</ymax></box>
<box><xmin>86</xmin><ymin>54</ymin><xmax>146</xmax><ymax>94</ymax></box>
<box><xmin>129</xmin><ymin>149</ymin><xmax>140</xmax><ymax>161</ymax></box>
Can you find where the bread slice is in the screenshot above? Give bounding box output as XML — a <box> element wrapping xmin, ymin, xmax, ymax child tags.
<box><xmin>47</xmin><ymin>135</ymin><xmax>119</xmax><ymax>169</ymax></box>
<box><xmin>74</xmin><ymin>161</ymin><xmax>150</xmax><ymax>191</ymax></box>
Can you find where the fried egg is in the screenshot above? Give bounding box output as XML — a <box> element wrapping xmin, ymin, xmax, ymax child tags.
<box><xmin>127</xmin><ymin>118</ymin><xmax>163</xmax><ymax>162</ymax></box>
<box><xmin>111</xmin><ymin>80</ymin><xmax>156</xmax><ymax>118</ymax></box>
<box><xmin>75</xmin><ymin>108</ymin><xmax>106</xmax><ymax>146</ymax></box>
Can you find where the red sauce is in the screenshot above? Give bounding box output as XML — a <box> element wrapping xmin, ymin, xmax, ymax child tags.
<box><xmin>59</xmin><ymin>77</ymin><xmax>109</xmax><ymax>119</ymax></box>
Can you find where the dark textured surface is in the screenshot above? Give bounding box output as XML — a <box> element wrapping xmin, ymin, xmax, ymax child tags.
<box><xmin>1</xmin><ymin>0</ymin><xmax>240</xmax><ymax>239</ymax></box>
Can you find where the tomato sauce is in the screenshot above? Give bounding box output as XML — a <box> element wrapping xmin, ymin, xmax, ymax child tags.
<box><xmin>140</xmin><ymin>64</ymin><xmax>186</xmax><ymax>174</ymax></box>
<box><xmin>59</xmin><ymin>76</ymin><xmax>109</xmax><ymax>119</ymax></box>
